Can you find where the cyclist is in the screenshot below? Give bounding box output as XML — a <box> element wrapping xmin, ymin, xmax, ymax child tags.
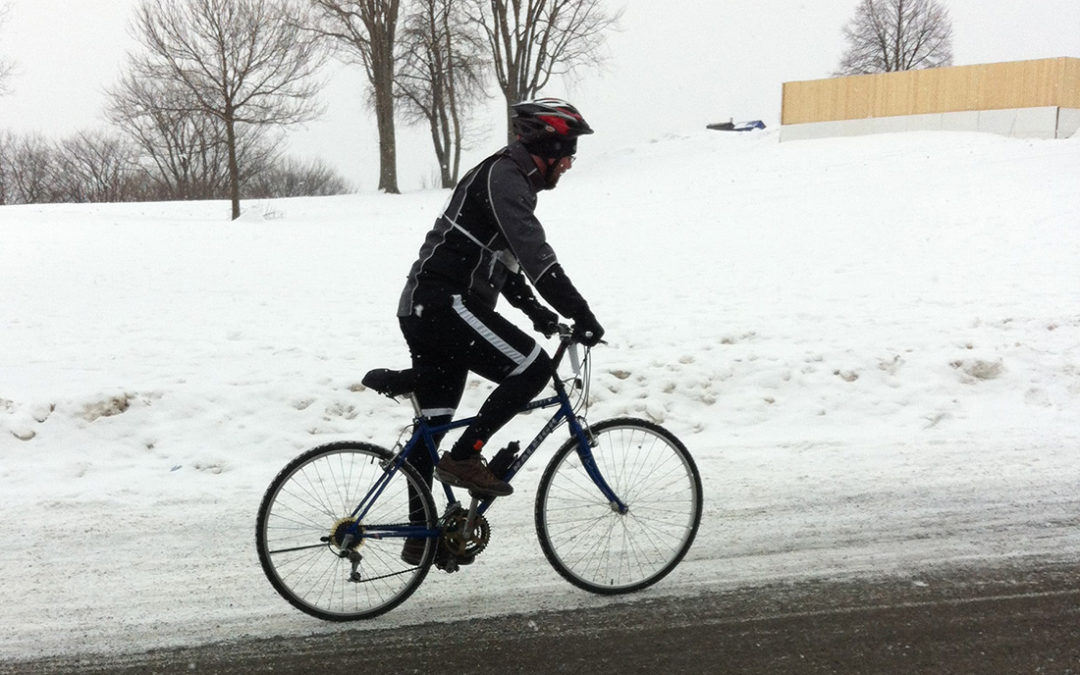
<box><xmin>396</xmin><ymin>98</ymin><xmax>604</xmax><ymax>528</ymax></box>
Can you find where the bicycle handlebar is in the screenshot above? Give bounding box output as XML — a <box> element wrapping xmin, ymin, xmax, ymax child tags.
<box><xmin>554</xmin><ymin>322</ymin><xmax>606</xmax><ymax>345</ymax></box>
<box><xmin>551</xmin><ymin>322</ymin><xmax>604</xmax><ymax>374</ymax></box>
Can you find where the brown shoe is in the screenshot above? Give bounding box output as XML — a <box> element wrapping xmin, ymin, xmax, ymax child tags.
<box><xmin>434</xmin><ymin>452</ymin><xmax>514</xmax><ymax>497</ymax></box>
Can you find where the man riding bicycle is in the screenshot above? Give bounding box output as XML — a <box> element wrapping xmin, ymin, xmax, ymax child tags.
<box><xmin>396</xmin><ymin>98</ymin><xmax>604</xmax><ymax>511</ymax></box>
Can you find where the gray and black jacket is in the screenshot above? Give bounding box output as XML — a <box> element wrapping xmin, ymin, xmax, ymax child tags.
<box><xmin>397</xmin><ymin>142</ymin><xmax>595</xmax><ymax>324</ymax></box>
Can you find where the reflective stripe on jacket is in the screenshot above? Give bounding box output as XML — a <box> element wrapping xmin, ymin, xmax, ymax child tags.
<box><xmin>398</xmin><ymin>142</ymin><xmax>585</xmax><ymax>319</ymax></box>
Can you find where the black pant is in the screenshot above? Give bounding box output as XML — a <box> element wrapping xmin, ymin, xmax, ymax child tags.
<box><xmin>399</xmin><ymin>293</ymin><xmax>552</xmax><ymax>513</ymax></box>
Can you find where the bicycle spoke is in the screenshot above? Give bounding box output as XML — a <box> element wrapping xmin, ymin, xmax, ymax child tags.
<box><xmin>256</xmin><ymin>442</ymin><xmax>437</xmax><ymax>620</ymax></box>
<box><xmin>536</xmin><ymin>419</ymin><xmax>702</xmax><ymax>594</ymax></box>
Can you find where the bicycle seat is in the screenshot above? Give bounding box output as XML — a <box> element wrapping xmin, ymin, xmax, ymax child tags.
<box><xmin>362</xmin><ymin>368</ymin><xmax>417</xmax><ymax>399</ymax></box>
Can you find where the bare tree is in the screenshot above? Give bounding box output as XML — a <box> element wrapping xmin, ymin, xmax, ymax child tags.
<box><xmin>108</xmin><ymin>73</ymin><xmax>279</xmax><ymax>201</ymax></box>
<box><xmin>397</xmin><ymin>0</ymin><xmax>487</xmax><ymax>187</ymax></box>
<box><xmin>835</xmin><ymin>0</ymin><xmax>952</xmax><ymax>76</ymax></box>
<box><xmin>0</xmin><ymin>2</ymin><xmax>14</xmax><ymax>95</ymax></box>
<box><xmin>127</xmin><ymin>0</ymin><xmax>326</xmax><ymax>218</ymax></box>
<box><xmin>52</xmin><ymin>131</ymin><xmax>140</xmax><ymax>203</ymax></box>
<box><xmin>246</xmin><ymin>155</ymin><xmax>352</xmax><ymax>197</ymax></box>
<box><xmin>0</xmin><ymin>131</ymin><xmax>13</xmax><ymax>204</ymax></box>
<box><xmin>110</xmin><ymin>73</ymin><xmax>232</xmax><ymax>200</ymax></box>
<box><xmin>466</xmin><ymin>0</ymin><xmax>621</xmax><ymax>141</ymax></box>
<box><xmin>1</xmin><ymin>133</ymin><xmax>57</xmax><ymax>204</ymax></box>
<box><xmin>308</xmin><ymin>0</ymin><xmax>401</xmax><ymax>194</ymax></box>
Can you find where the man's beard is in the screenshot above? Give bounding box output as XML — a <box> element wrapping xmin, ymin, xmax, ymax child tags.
<box><xmin>542</xmin><ymin>160</ymin><xmax>564</xmax><ymax>190</ymax></box>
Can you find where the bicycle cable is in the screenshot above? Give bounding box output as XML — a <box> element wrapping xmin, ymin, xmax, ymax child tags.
<box><xmin>568</xmin><ymin>345</ymin><xmax>592</xmax><ymax>419</ymax></box>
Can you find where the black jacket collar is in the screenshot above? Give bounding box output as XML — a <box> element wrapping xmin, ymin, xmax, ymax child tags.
<box><xmin>505</xmin><ymin>142</ymin><xmax>547</xmax><ymax>192</ymax></box>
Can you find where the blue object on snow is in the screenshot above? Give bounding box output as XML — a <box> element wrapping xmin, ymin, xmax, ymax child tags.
<box><xmin>707</xmin><ymin>120</ymin><xmax>766</xmax><ymax>132</ymax></box>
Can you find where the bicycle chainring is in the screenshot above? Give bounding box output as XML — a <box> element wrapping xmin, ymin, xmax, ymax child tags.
<box><xmin>439</xmin><ymin>511</ymin><xmax>490</xmax><ymax>562</ymax></box>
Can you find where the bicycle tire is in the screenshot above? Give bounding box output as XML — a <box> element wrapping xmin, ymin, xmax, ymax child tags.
<box><xmin>256</xmin><ymin>441</ymin><xmax>438</xmax><ymax>621</ymax></box>
<box><xmin>535</xmin><ymin>418</ymin><xmax>703</xmax><ymax>594</ymax></box>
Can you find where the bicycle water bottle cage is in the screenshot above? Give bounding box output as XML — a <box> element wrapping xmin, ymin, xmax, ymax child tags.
<box><xmin>362</xmin><ymin>368</ymin><xmax>418</xmax><ymax>399</ymax></box>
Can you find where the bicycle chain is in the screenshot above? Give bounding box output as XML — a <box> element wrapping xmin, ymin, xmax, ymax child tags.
<box><xmin>333</xmin><ymin>507</ymin><xmax>492</xmax><ymax>581</ymax></box>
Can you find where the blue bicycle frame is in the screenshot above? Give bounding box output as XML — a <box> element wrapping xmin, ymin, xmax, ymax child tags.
<box><xmin>344</xmin><ymin>338</ymin><xmax>628</xmax><ymax>548</ymax></box>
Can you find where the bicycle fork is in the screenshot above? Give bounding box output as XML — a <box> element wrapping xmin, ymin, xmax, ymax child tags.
<box><xmin>569</xmin><ymin>417</ymin><xmax>630</xmax><ymax>515</ymax></box>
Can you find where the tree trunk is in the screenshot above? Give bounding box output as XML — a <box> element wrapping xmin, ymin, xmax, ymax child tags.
<box><xmin>504</xmin><ymin>74</ymin><xmax>527</xmax><ymax>144</ymax></box>
<box><xmin>372</xmin><ymin>21</ymin><xmax>399</xmax><ymax>194</ymax></box>
<box><xmin>225</xmin><ymin>115</ymin><xmax>241</xmax><ymax>220</ymax></box>
<box><xmin>426</xmin><ymin>106</ymin><xmax>452</xmax><ymax>188</ymax></box>
<box><xmin>374</xmin><ymin>88</ymin><xmax>399</xmax><ymax>193</ymax></box>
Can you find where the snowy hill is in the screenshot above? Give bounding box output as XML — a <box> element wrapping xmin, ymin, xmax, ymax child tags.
<box><xmin>1</xmin><ymin>129</ymin><xmax>1078</xmax><ymax>658</ymax></box>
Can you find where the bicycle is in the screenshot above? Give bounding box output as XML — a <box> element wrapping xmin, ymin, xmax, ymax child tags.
<box><xmin>256</xmin><ymin>326</ymin><xmax>703</xmax><ymax>621</ymax></box>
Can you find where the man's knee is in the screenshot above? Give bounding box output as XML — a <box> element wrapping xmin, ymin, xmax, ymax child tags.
<box><xmin>517</xmin><ymin>349</ymin><xmax>552</xmax><ymax>394</ymax></box>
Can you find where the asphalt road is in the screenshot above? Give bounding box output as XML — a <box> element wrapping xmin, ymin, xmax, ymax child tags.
<box><xmin>5</xmin><ymin>558</ymin><xmax>1079</xmax><ymax>674</ymax></box>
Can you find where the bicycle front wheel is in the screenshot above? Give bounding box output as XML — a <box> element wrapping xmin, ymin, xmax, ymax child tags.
<box><xmin>256</xmin><ymin>441</ymin><xmax>437</xmax><ymax>621</ymax></box>
<box><xmin>535</xmin><ymin>418</ymin><xmax>703</xmax><ymax>594</ymax></box>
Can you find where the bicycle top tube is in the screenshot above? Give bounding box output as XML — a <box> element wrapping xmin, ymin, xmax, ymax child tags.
<box><xmin>416</xmin><ymin>392</ymin><xmax>564</xmax><ymax>438</ymax></box>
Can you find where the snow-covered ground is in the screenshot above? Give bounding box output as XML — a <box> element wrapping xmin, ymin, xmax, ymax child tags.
<box><xmin>2</xmin><ymin>129</ymin><xmax>1078</xmax><ymax>659</ymax></box>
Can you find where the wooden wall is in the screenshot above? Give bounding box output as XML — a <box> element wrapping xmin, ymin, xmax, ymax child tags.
<box><xmin>782</xmin><ymin>57</ymin><xmax>1080</xmax><ymax>125</ymax></box>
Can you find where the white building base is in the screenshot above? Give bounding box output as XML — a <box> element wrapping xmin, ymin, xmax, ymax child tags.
<box><xmin>780</xmin><ymin>107</ymin><xmax>1080</xmax><ymax>142</ymax></box>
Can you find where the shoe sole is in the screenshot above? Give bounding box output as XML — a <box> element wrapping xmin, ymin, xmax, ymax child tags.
<box><xmin>434</xmin><ymin>468</ymin><xmax>513</xmax><ymax>497</ymax></box>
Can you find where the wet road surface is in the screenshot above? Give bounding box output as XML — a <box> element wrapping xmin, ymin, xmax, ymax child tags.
<box><xmin>5</xmin><ymin>558</ymin><xmax>1078</xmax><ymax>674</ymax></box>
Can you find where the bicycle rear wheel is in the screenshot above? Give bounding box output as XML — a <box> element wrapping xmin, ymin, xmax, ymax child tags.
<box><xmin>256</xmin><ymin>441</ymin><xmax>437</xmax><ymax>620</ymax></box>
<box><xmin>535</xmin><ymin>418</ymin><xmax>702</xmax><ymax>594</ymax></box>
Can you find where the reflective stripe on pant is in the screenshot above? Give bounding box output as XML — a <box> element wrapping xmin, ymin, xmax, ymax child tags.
<box><xmin>399</xmin><ymin>293</ymin><xmax>552</xmax><ymax>461</ymax></box>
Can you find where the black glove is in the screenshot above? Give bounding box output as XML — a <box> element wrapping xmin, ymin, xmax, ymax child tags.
<box><xmin>572</xmin><ymin>313</ymin><xmax>605</xmax><ymax>347</ymax></box>
<box><xmin>529</xmin><ymin>306</ymin><xmax>560</xmax><ymax>338</ymax></box>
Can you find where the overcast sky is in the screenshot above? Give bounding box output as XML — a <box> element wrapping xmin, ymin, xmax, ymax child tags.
<box><xmin>1</xmin><ymin>0</ymin><xmax>1078</xmax><ymax>190</ymax></box>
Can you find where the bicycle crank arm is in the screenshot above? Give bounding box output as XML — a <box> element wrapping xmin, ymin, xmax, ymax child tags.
<box><xmin>463</xmin><ymin>495</ymin><xmax>481</xmax><ymax>538</ymax></box>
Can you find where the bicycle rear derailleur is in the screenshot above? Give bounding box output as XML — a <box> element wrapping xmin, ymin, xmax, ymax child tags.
<box><xmin>436</xmin><ymin>503</ymin><xmax>490</xmax><ymax>573</ymax></box>
<box><xmin>325</xmin><ymin>516</ymin><xmax>365</xmax><ymax>581</ymax></box>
